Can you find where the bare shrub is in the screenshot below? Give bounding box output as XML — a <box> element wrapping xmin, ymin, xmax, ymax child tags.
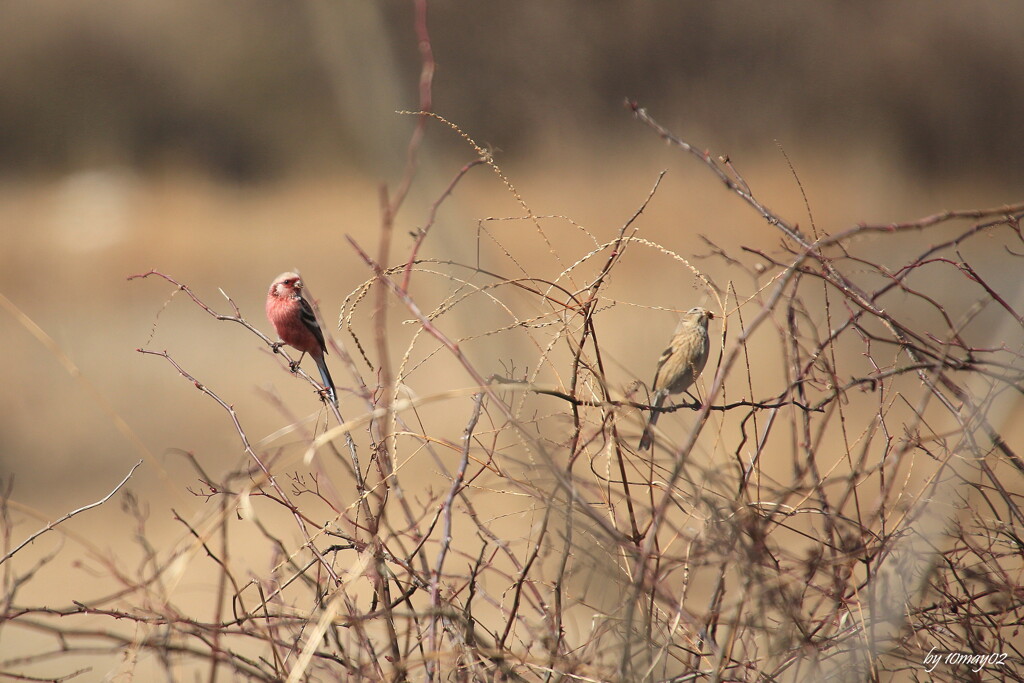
<box><xmin>3</xmin><ymin>8</ymin><xmax>1023</xmax><ymax>683</ymax></box>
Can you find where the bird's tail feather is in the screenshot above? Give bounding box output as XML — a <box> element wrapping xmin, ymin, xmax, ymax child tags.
<box><xmin>638</xmin><ymin>392</ymin><xmax>665</xmax><ymax>450</ymax></box>
<box><xmin>315</xmin><ymin>356</ymin><xmax>337</xmax><ymax>406</ymax></box>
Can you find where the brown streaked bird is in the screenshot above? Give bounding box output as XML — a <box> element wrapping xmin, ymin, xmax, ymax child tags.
<box><xmin>638</xmin><ymin>307</ymin><xmax>714</xmax><ymax>450</ymax></box>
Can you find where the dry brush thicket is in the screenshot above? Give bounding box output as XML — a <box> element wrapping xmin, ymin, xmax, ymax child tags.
<box><xmin>3</xmin><ymin>110</ymin><xmax>1024</xmax><ymax>682</ymax></box>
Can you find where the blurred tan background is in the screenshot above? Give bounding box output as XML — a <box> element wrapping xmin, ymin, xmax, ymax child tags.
<box><xmin>2</xmin><ymin>1</ymin><xmax>1023</xmax><ymax>676</ymax></box>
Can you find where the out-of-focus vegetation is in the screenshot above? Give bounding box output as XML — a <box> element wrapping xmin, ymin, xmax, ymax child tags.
<box><xmin>2</xmin><ymin>3</ymin><xmax>1023</xmax><ymax>681</ymax></box>
<box><xmin>1</xmin><ymin>2</ymin><xmax>1022</xmax><ymax>180</ymax></box>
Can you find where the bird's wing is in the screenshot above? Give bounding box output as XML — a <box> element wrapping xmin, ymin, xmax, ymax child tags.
<box><xmin>298</xmin><ymin>295</ymin><xmax>328</xmax><ymax>354</ymax></box>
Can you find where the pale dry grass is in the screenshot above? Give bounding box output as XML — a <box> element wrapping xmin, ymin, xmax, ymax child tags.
<box><xmin>2</xmin><ymin>117</ymin><xmax>1023</xmax><ymax>681</ymax></box>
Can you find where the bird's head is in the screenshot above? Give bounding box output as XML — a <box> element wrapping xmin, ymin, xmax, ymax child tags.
<box><xmin>269</xmin><ymin>271</ymin><xmax>303</xmax><ymax>297</ymax></box>
<box><xmin>684</xmin><ymin>307</ymin><xmax>714</xmax><ymax>327</ymax></box>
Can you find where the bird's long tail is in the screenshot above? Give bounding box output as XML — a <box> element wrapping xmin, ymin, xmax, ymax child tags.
<box><xmin>638</xmin><ymin>392</ymin><xmax>666</xmax><ymax>450</ymax></box>
<box><xmin>314</xmin><ymin>355</ymin><xmax>337</xmax><ymax>406</ymax></box>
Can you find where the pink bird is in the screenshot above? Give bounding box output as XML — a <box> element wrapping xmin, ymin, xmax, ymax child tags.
<box><xmin>265</xmin><ymin>271</ymin><xmax>336</xmax><ymax>405</ymax></box>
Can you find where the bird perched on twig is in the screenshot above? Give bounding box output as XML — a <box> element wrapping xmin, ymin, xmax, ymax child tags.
<box><xmin>638</xmin><ymin>307</ymin><xmax>714</xmax><ymax>450</ymax></box>
<box><xmin>265</xmin><ymin>271</ymin><xmax>337</xmax><ymax>405</ymax></box>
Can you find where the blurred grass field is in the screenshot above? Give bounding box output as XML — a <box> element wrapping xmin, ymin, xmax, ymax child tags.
<box><xmin>4</xmin><ymin>144</ymin><xmax>1017</xmax><ymax>499</ymax></box>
